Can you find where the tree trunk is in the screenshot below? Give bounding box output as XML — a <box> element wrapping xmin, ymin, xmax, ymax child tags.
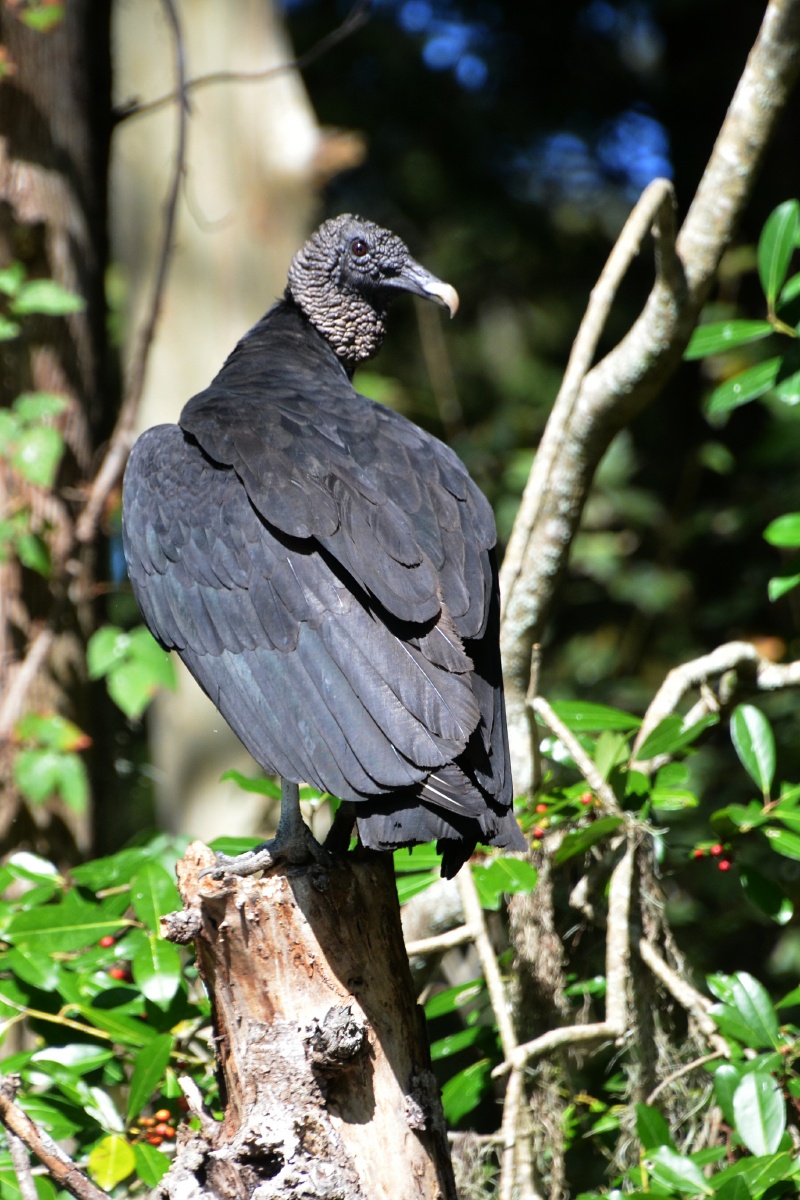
<box><xmin>162</xmin><ymin>843</ymin><xmax>457</xmax><ymax>1200</ymax></box>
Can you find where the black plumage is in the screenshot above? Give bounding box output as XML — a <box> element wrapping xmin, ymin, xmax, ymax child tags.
<box><xmin>122</xmin><ymin>215</ymin><xmax>525</xmax><ymax>877</ymax></box>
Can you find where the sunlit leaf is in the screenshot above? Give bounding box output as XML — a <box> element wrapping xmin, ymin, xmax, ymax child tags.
<box><xmin>547</xmin><ymin>701</ymin><xmax>640</xmax><ymax>733</ymax></box>
<box><xmin>758</xmin><ymin>199</ymin><xmax>800</xmax><ymax>308</ymax></box>
<box><xmin>441</xmin><ymin>1059</ymin><xmax>491</xmax><ymax>1125</ymax></box>
<box><xmin>130</xmin><ymin>862</ymin><xmax>181</xmax><ymax>931</ymax></box>
<box><xmin>764</xmin><ymin>512</ymin><xmax>800</xmax><ymax>547</ymax></box>
<box><xmin>684</xmin><ymin>319</ymin><xmax>773</xmax><ymax>360</ymax></box>
<box><xmin>429</xmin><ymin>1025</ymin><xmax>485</xmax><ymax>1061</ymax></box>
<box><xmin>714</xmin><ymin>1063</ymin><xmax>742</xmax><ymax>1127</ymax></box>
<box><xmin>219</xmin><ymin>770</ymin><xmax>281</xmax><ymax>799</ymax></box>
<box><xmin>131</xmin><ymin>935</ymin><xmax>182</xmax><ymax>1007</ymax></box>
<box><xmin>761</xmin><ymin>826</ymin><xmax>800</xmax><ymax>861</ymax></box>
<box><xmin>87</xmin><ymin>1135</ymin><xmax>135</xmax><ymax>1190</ymax></box>
<box><xmin>731</xmin><ymin>705</ymin><xmax>775</xmax><ymax>797</ymax></box>
<box><xmin>732</xmin><ymin>1071</ymin><xmax>785</xmax><ymax>1155</ymax></box>
<box><xmin>710</xmin><ymin>972</ymin><xmax>781</xmax><ymax>1050</ymax></box>
<box><xmin>133</xmin><ymin>1142</ymin><xmax>170</xmax><ymax>1187</ymax></box>
<box><xmin>127</xmin><ymin>1034</ymin><xmax>174</xmax><ymax>1121</ymax></box>
<box><xmin>636</xmin><ymin>712</ymin><xmax>718</xmax><ymax>759</ymax></box>
<box><xmin>705</xmin><ymin>357</ymin><xmax>781</xmax><ymax>416</ymax></box>
<box><xmin>10</xmin><ymin>426</ymin><xmax>64</xmax><ymax>487</ymax></box>
<box><xmin>644</xmin><ymin>1145</ymin><xmax>713</xmax><ymax>1195</ymax></box>
<box><xmin>12</xmin><ymin>279</ymin><xmax>84</xmax><ymax>316</ymax></box>
<box><xmin>471</xmin><ymin>856</ymin><xmax>537</xmax><ymax>910</ymax></box>
<box><xmin>768</xmin><ymin>566</ymin><xmax>800</xmax><ymax>601</ymax></box>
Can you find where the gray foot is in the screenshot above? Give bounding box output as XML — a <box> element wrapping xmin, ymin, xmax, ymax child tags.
<box><xmin>200</xmin><ymin>823</ymin><xmax>332</xmax><ymax>881</ymax></box>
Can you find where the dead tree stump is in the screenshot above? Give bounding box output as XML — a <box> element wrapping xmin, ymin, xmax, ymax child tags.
<box><xmin>160</xmin><ymin>842</ymin><xmax>457</xmax><ymax>1200</ymax></box>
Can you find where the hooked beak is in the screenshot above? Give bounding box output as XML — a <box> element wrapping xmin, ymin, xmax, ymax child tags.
<box><xmin>386</xmin><ymin>259</ymin><xmax>460</xmax><ymax>318</ymax></box>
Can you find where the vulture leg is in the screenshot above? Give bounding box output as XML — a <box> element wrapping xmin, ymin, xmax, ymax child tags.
<box><xmin>201</xmin><ymin>779</ymin><xmax>331</xmax><ymax>879</ymax></box>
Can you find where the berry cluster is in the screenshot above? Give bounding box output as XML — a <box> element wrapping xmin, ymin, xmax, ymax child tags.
<box><xmin>692</xmin><ymin>843</ymin><xmax>733</xmax><ymax>871</ymax></box>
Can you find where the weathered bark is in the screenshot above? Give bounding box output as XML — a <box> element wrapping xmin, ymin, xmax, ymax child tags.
<box><xmin>161</xmin><ymin>843</ymin><xmax>457</xmax><ymax>1200</ymax></box>
<box><xmin>0</xmin><ymin>3</ymin><xmax>113</xmax><ymax>856</ymax></box>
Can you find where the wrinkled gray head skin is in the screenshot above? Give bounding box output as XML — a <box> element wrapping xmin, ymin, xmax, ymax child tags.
<box><xmin>286</xmin><ymin>214</ymin><xmax>458</xmax><ymax>369</ymax></box>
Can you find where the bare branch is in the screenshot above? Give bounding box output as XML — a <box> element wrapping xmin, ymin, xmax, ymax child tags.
<box><xmin>645</xmin><ymin>1051</ymin><xmax>725</xmax><ymax>1107</ymax></box>
<box><xmin>404</xmin><ymin>922</ymin><xmax>478</xmax><ymax>958</ymax></box>
<box><xmin>631</xmin><ymin>640</ymin><xmax>800</xmax><ymax>765</ymax></box>
<box><xmin>636</xmin><ymin>937</ymin><xmax>728</xmax><ymax>1054</ymax></box>
<box><xmin>500</xmin><ymin>0</ymin><xmax>800</xmax><ymax>794</ymax></box>
<box><xmin>114</xmin><ymin>0</ymin><xmax>369</xmax><ymax>124</ymax></box>
<box><xmin>457</xmin><ymin>867</ymin><xmax>517</xmax><ymax>1060</ymax></box>
<box><xmin>0</xmin><ymin>1076</ymin><xmax>107</xmax><ymax>1200</ymax></box>
<box><xmin>75</xmin><ymin>0</ymin><xmax>189</xmax><ymax>545</ymax></box>
<box><xmin>0</xmin><ymin>628</ymin><xmax>53</xmax><ymax>740</ymax></box>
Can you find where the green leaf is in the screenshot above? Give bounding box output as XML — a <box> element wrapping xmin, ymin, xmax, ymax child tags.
<box><xmin>440</xmin><ymin>1059</ymin><xmax>491</xmax><ymax>1125</ymax></box>
<box><xmin>714</xmin><ymin>1063</ymin><xmax>742</xmax><ymax>1127</ymax></box>
<box><xmin>87</xmin><ymin>1135</ymin><xmax>135</xmax><ymax>1190</ymax></box>
<box><xmin>424</xmin><ymin>980</ymin><xmax>485</xmax><ymax>1019</ymax></box>
<box><xmin>764</xmin><ymin>512</ymin><xmax>800</xmax><ymax>547</ymax></box>
<box><xmin>705</xmin><ymin>357</ymin><xmax>782</xmax><ymax>416</ymax></box>
<box><xmin>77</xmin><ymin>1006</ymin><xmax>154</xmax><ymax>1048</ymax></box>
<box><xmin>553</xmin><ymin>816</ymin><xmax>623</xmax><ymax>866</ymax></box>
<box><xmin>219</xmin><ymin>769</ymin><xmax>281</xmax><ymax>799</ymax></box>
<box><xmin>710</xmin><ymin>972</ymin><xmax>781</xmax><ymax>1050</ymax></box>
<box><xmin>758</xmin><ymin>199</ymin><xmax>800</xmax><ymax>308</ymax></box>
<box><xmin>4</xmin><ymin>947</ymin><xmax>62</xmax><ymax>991</ymax></box>
<box><xmin>126</xmin><ymin>1033</ymin><xmax>174</xmax><ymax>1121</ymax></box>
<box><xmin>635</xmin><ymin>1103</ymin><xmax>674</xmax><ymax>1150</ymax></box>
<box><xmin>15</xmin><ymin>712</ymin><xmax>89</xmax><ymax>752</ymax></box>
<box><xmin>13</xmin><ymin>393</ymin><xmax>68</xmax><ymax>423</ymax></box>
<box><xmin>5</xmin><ymin>891</ymin><xmax>128</xmax><ymax>953</ymax></box>
<box><xmin>714</xmin><ymin>1153</ymin><xmax>796</xmax><ymax>1196</ymax></box>
<box><xmin>768</xmin><ymin>566</ymin><xmax>800</xmax><ymax>601</ymax></box>
<box><xmin>547</xmin><ymin>701</ymin><xmax>640</xmax><ymax>733</ymax></box>
<box><xmin>396</xmin><ymin>872</ymin><xmax>438</xmax><ymax>904</ymax></box>
<box><xmin>129</xmin><ymin>862</ymin><xmax>181</xmax><ymax>930</ymax></box>
<box><xmin>133</xmin><ymin>1142</ymin><xmax>170</xmax><ymax>1187</ymax></box>
<box><xmin>13</xmin><ymin>748</ymin><xmax>88</xmax><ymax>812</ymax></box>
<box><xmin>645</xmin><ymin>1146</ymin><xmax>713</xmax><ymax>1196</ymax></box>
<box><xmin>107</xmin><ymin>660</ymin><xmax>164</xmax><ymax>720</ymax></box>
<box><xmin>731</xmin><ymin>705</ymin><xmax>775</xmax><ymax>797</ymax></box>
<box><xmin>0</xmin><ymin>316</ymin><xmax>21</xmax><ymax>340</ymax></box>
<box><xmin>739</xmin><ymin>866</ymin><xmax>793</xmax><ymax>924</ymax></box>
<box><xmin>636</xmin><ymin>712</ymin><xmax>719</xmax><ymax>759</ymax></box>
<box><xmin>0</xmin><ymin>263</ymin><xmax>25</xmax><ymax>297</ymax></box>
<box><xmin>394</xmin><ymin>843</ymin><xmax>445</xmax><ymax>872</ymax></box>
<box><xmin>713</xmin><ymin>1177</ymin><xmax>753</xmax><ymax>1200</ymax></box>
<box><xmin>762</xmin><ymin>826</ymin><xmax>800</xmax><ymax>860</ymax></box>
<box><xmin>684</xmin><ymin>320</ymin><xmax>774</xmax><ymax>360</ymax></box>
<box><xmin>132</xmin><ymin>935</ymin><xmax>182</xmax><ymax>1007</ymax></box>
<box><xmin>14</xmin><ymin>531</ymin><xmax>50</xmax><ymax>576</ymax></box>
<box><xmin>11</xmin><ymin>426</ymin><xmax>64</xmax><ymax>487</ymax></box>
<box><xmin>780</xmin><ymin>269</ymin><xmax>800</xmax><ymax>304</ymax></box>
<box><xmin>732</xmin><ymin>1071</ymin><xmax>786</xmax><ymax>1155</ymax></box>
<box><xmin>772</xmin><ymin>361</ymin><xmax>800</xmax><ymax>406</ymax></box>
<box><xmin>471</xmin><ymin>857</ymin><xmax>537</xmax><ymax>910</ymax></box>
<box><xmin>12</xmin><ymin>279</ymin><xmax>85</xmax><ymax>317</ymax></box>
<box><xmin>429</xmin><ymin>1025</ymin><xmax>485</xmax><ymax>1061</ymax></box>
<box><xmin>31</xmin><ymin>1043</ymin><xmax>114</xmax><ymax>1076</ymax></box>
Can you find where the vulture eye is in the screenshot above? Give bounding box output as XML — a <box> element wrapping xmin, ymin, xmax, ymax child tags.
<box><xmin>350</xmin><ymin>238</ymin><xmax>369</xmax><ymax>259</ymax></box>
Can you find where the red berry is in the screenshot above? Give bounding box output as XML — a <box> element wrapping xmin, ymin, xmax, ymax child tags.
<box><xmin>692</xmin><ymin>848</ymin><xmax>705</xmax><ymax>859</ymax></box>
<box><xmin>580</xmin><ymin>792</ymin><xmax>593</xmax><ymax>805</ymax></box>
<box><xmin>99</xmin><ymin>935</ymin><xmax>115</xmax><ymax>948</ymax></box>
<box><xmin>108</xmin><ymin>966</ymin><xmax>127</xmax><ymax>981</ymax></box>
<box><xmin>140</xmin><ymin>1118</ymin><xmax>156</xmax><ymax>1128</ymax></box>
<box><xmin>535</xmin><ymin>803</ymin><xmax>548</xmax><ymax>814</ymax></box>
<box><xmin>710</xmin><ymin>843</ymin><xmax>724</xmax><ymax>856</ymax></box>
<box><xmin>147</xmin><ymin>1135</ymin><xmax>163</xmax><ymax>1147</ymax></box>
<box><xmin>532</xmin><ymin>826</ymin><xmax>546</xmax><ymax>839</ymax></box>
<box><xmin>718</xmin><ymin>859</ymin><xmax>732</xmax><ymax>872</ymax></box>
<box><xmin>154</xmin><ymin>1109</ymin><xmax>171</xmax><ymax>1122</ymax></box>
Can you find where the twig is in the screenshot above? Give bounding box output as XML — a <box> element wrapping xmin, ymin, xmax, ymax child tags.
<box><xmin>115</xmin><ymin>0</ymin><xmax>370</xmax><ymax>123</ymax></box>
<box><xmin>0</xmin><ymin>1076</ymin><xmax>107</xmax><ymax>1200</ymax></box>
<box><xmin>530</xmin><ymin>694</ymin><xmax>621</xmax><ymax>815</ymax></box>
<box><xmin>0</xmin><ymin>628</ymin><xmax>53</xmax><ymax>739</ymax></box>
<box><xmin>498</xmin><ymin>1066</ymin><xmax>525</xmax><ymax>1200</ymax></box>
<box><xmin>404</xmin><ymin>922</ymin><xmax>478</xmax><ymax>957</ymax></box>
<box><xmin>5</xmin><ymin>1077</ymin><xmax>37</xmax><ymax>1200</ymax></box>
<box><xmin>632</xmin><ymin>640</ymin><xmax>800</xmax><ymax>764</ymax></box>
<box><xmin>75</xmin><ymin>0</ymin><xmax>189</xmax><ymax>546</ymax></box>
<box><xmin>645</xmin><ymin>1051</ymin><xmax>725</xmax><ymax>1106</ymax></box>
<box><xmin>636</xmin><ymin>937</ymin><xmax>727</xmax><ymax>1054</ymax></box>
<box><xmin>457</xmin><ymin>867</ymin><xmax>516</xmax><ymax>1060</ymax></box>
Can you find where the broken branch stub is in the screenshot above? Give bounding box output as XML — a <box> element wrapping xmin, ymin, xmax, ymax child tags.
<box><xmin>160</xmin><ymin>842</ymin><xmax>456</xmax><ymax>1200</ymax></box>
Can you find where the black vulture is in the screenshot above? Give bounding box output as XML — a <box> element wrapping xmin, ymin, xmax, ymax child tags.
<box><xmin>122</xmin><ymin>215</ymin><xmax>525</xmax><ymax>878</ymax></box>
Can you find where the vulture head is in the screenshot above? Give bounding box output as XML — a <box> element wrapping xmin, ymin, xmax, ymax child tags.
<box><xmin>286</xmin><ymin>214</ymin><xmax>459</xmax><ymax>369</ymax></box>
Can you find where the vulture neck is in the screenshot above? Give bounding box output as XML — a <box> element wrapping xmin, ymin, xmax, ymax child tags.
<box><xmin>283</xmin><ymin>284</ymin><xmax>388</xmax><ymax>374</ymax></box>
